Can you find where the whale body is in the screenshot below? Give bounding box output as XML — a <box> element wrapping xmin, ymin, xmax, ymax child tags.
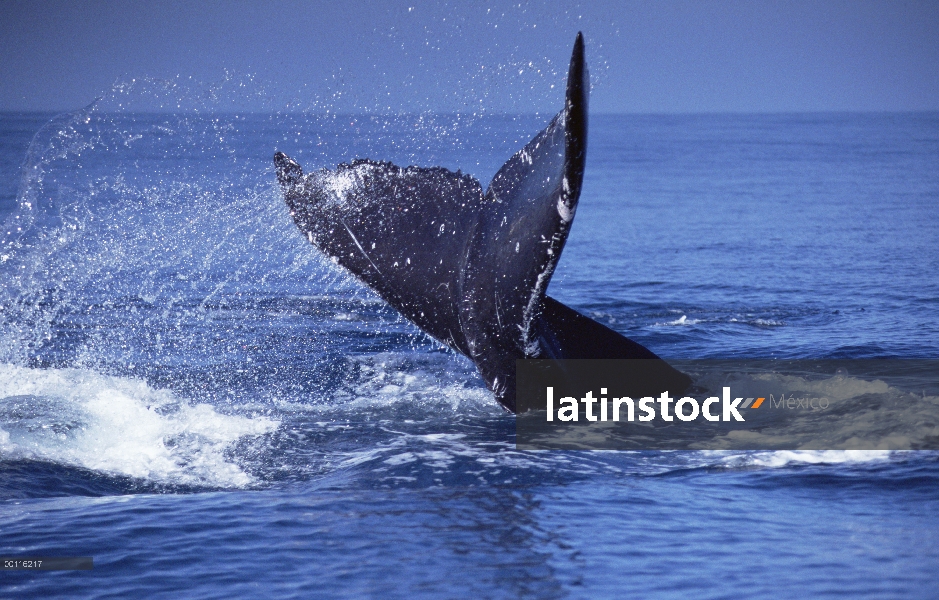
<box><xmin>274</xmin><ymin>33</ymin><xmax>691</xmax><ymax>412</ymax></box>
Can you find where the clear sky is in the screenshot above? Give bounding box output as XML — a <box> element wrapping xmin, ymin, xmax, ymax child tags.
<box><xmin>1</xmin><ymin>0</ymin><xmax>937</xmax><ymax>113</ymax></box>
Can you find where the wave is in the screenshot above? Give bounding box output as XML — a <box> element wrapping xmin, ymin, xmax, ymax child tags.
<box><xmin>0</xmin><ymin>364</ymin><xmax>277</xmax><ymax>487</ymax></box>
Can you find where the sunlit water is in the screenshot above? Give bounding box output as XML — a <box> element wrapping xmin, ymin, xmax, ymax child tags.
<box><xmin>1</xmin><ymin>105</ymin><xmax>938</xmax><ymax>597</ymax></box>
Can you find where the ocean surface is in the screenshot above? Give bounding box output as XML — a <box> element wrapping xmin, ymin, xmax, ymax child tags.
<box><xmin>1</xmin><ymin>106</ymin><xmax>938</xmax><ymax>598</ymax></box>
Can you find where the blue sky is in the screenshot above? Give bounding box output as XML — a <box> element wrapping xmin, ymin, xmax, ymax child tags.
<box><xmin>1</xmin><ymin>0</ymin><xmax>937</xmax><ymax>113</ymax></box>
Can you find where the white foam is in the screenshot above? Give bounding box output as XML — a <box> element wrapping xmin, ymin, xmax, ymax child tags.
<box><xmin>751</xmin><ymin>318</ymin><xmax>784</xmax><ymax>327</ymax></box>
<box><xmin>657</xmin><ymin>315</ymin><xmax>701</xmax><ymax>326</ymax></box>
<box><xmin>0</xmin><ymin>364</ymin><xmax>278</xmax><ymax>487</ymax></box>
<box><xmin>344</xmin><ymin>354</ymin><xmax>495</xmax><ymax>412</ymax></box>
<box><xmin>747</xmin><ymin>450</ymin><xmax>893</xmax><ymax>467</ymax></box>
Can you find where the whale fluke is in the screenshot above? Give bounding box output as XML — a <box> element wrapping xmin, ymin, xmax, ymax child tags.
<box><xmin>275</xmin><ymin>33</ymin><xmax>691</xmax><ymax>412</ymax></box>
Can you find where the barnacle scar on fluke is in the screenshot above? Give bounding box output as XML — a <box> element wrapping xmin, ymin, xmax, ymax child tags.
<box><xmin>274</xmin><ymin>33</ymin><xmax>691</xmax><ymax>412</ymax></box>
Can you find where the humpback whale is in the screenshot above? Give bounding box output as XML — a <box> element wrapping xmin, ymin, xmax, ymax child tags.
<box><xmin>274</xmin><ymin>33</ymin><xmax>691</xmax><ymax>412</ymax></box>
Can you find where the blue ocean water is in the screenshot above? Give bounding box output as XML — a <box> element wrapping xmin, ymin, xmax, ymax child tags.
<box><xmin>1</xmin><ymin>105</ymin><xmax>938</xmax><ymax>598</ymax></box>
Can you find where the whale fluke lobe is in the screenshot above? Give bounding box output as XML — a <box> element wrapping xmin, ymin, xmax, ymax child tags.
<box><xmin>274</xmin><ymin>151</ymin><xmax>304</xmax><ymax>187</ymax></box>
<box><xmin>275</xmin><ymin>33</ymin><xmax>691</xmax><ymax>411</ymax></box>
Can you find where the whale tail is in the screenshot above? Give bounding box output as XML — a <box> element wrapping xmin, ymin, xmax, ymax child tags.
<box><xmin>275</xmin><ymin>33</ymin><xmax>690</xmax><ymax>412</ymax></box>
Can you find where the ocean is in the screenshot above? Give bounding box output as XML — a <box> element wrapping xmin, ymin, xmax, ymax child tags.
<box><xmin>1</xmin><ymin>106</ymin><xmax>938</xmax><ymax>598</ymax></box>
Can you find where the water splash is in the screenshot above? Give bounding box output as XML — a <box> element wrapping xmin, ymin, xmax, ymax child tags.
<box><xmin>0</xmin><ymin>364</ymin><xmax>277</xmax><ymax>486</ymax></box>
